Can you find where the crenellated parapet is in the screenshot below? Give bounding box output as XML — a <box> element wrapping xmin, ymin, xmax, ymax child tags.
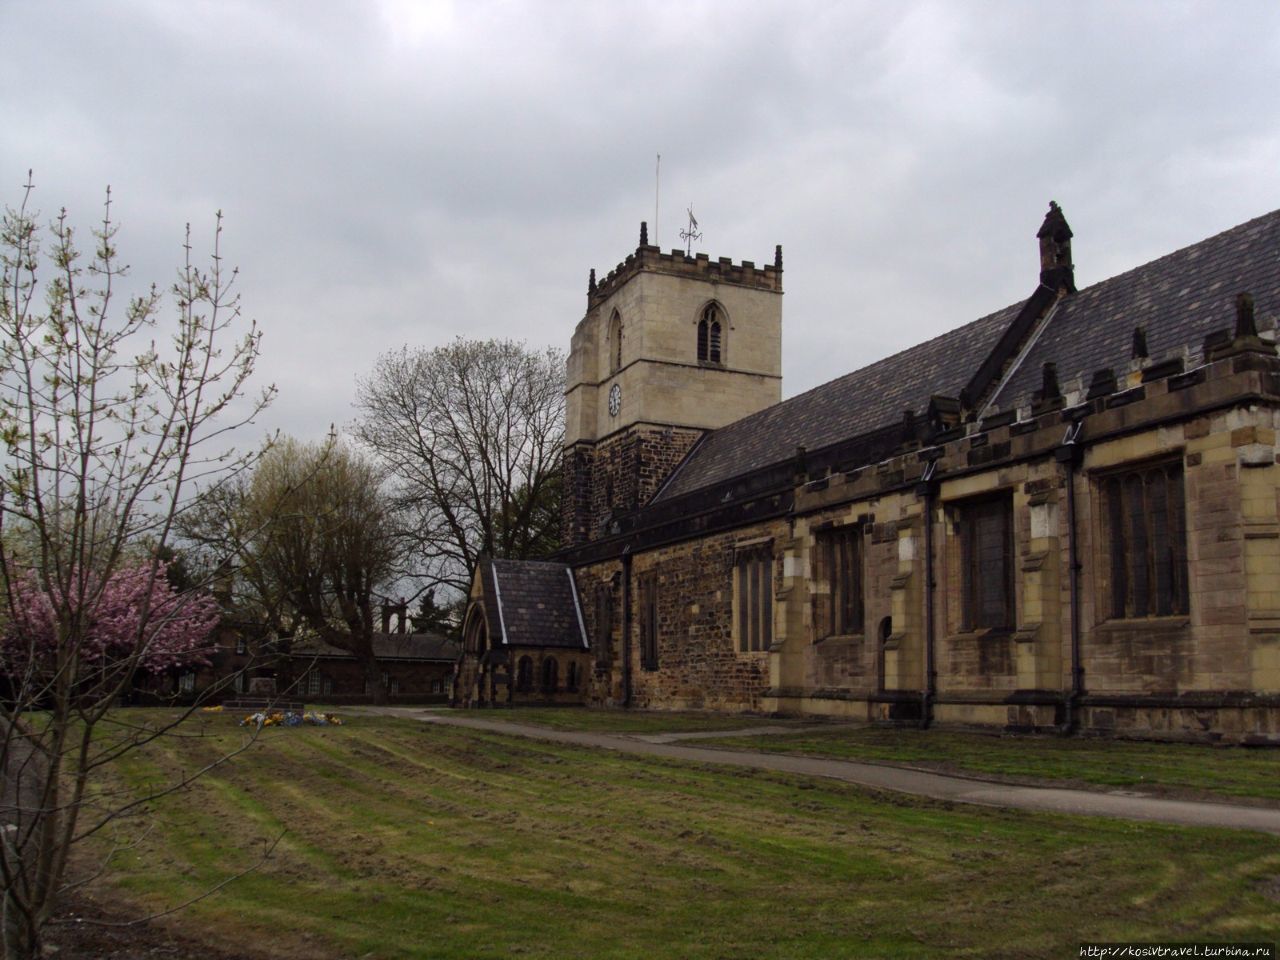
<box><xmin>588</xmin><ymin>228</ymin><xmax>783</xmax><ymax>309</ymax></box>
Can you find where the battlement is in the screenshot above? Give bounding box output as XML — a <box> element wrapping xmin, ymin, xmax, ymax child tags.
<box><xmin>588</xmin><ymin>229</ymin><xmax>783</xmax><ymax>309</ymax></box>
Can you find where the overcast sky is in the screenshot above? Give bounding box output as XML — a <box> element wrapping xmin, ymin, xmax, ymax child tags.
<box><xmin>4</xmin><ymin>0</ymin><xmax>1278</xmax><ymax>447</ymax></box>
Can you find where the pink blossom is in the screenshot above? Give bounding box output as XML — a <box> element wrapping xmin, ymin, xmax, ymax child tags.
<box><xmin>3</xmin><ymin>561</ymin><xmax>220</xmax><ymax>678</ymax></box>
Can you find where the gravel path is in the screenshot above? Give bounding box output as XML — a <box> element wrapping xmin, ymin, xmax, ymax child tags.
<box><xmin>356</xmin><ymin>707</ymin><xmax>1280</xmax><ymax>835</ymax></box>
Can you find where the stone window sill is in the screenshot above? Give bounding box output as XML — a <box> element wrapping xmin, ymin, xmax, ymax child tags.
<box><xmin>1096</xmin><ymin>616</ymin><xmax>1191</xmax><ymax>632</ymax></box>
<box><xmin>813</xmin><ymin>632</ymin><xmax>866</xmax><ymax>646</ymax></box>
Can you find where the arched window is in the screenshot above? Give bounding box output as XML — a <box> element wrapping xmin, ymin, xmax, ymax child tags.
<box><xmin>565</xmin><ymin>661</ymin><xmax>580</xmax><ymax>692</ymax></box>
<box><xmin>516</xmin><ymin>656</ymin><xmax>533</xmax><ymax>692</ymax></box>
<box><xmin>608</xmin><ymin>310</ymin><xmax>623</xmax><ymax>373</ymax></box>
<box><xmin>541</xmin><ymin>657</ymin><xmax>559</xmax><ymax>694</ymax></box>
<box><xmin>463</xmin><ymin>606</ymin><xmax>488</xmax><ymax>657</ymax></box>
<box><xmin>697</xmin><ymin>303</ymin><xmax>723</xmax><ymax>364</ymax></box>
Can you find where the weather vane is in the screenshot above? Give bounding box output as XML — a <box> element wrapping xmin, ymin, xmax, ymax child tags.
<box><xmin>679</xmin><ymin>204</ymin><xmax>702</xmax><ymax>255</ymax></box>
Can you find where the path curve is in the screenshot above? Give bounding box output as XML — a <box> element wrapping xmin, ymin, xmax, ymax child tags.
<box><xmin>355</xmin><ymin>707</ymin><xmax>1280</xmax><ymax>835</ymax></box>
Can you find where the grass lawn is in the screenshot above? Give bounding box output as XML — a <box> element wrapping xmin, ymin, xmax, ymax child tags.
<box><xmin>691</xmin><ymin>726</ymin><xmax>1280</xmax><ymax>803</ymax></box>
<box><xmin>84</xmin><ymin>710</ymin><xmax>1280</xmax><ymax>960</ymax></box>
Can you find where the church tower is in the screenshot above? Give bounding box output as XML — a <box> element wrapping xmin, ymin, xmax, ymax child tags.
<box><xmin>562</xmin><ymin>223</ymin><xmax>783</xmax><ymax>547</ymax></box>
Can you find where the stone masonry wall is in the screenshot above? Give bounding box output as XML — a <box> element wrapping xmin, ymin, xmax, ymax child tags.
<box><xmin>610</xmin><ymin>521</ymin><xmax>788</xmax><ymax>712</ymax></box>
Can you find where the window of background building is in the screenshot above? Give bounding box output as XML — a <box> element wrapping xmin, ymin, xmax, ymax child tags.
<box><xmin>815</xmin><ymin>525</ymin><xmax>863</xmax><ymax>639</ymax></box>
<box><xmin>541</xmin><ymin>657</ymin><xmax>558</xmax><ymax>694</ymax></box>
<box><xmin>1103</xmin><ymin>461</ymin><xmax>1188</xmax><ymax>618</ymax></box>
<box><xmin>639</xmin><ymin>572</ymin><xmax>659</xmax><ymax>670</ymax></box>
<box><xmin>736</xmin><ymin>544</ymin><xmax>773</xmax><ymax>653</ymax></box>
<box><xmin>516</xmin><ymin>656</ymin><xmax>533</xmax><ymax>692</ymax></box>
<box><xmin>959</xmin><ymin>495</ymin><xmax>1014</xmax><ymax>631</ymax></box>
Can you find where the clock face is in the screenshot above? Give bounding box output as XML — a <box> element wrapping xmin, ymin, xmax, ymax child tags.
<box><xmin>608</xmin><ymin>383</ymin><xmax>622</xmax><ymax>417</ymax></box>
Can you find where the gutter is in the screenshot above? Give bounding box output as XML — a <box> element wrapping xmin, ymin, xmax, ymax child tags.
<box><xmin>916</xmin><ymin>460</ymin><xmax>939</xmax><ymax>729</ymax></box>
<box><xmin>622</xmin><ymin>549</ymin><xmax>633</xmax><ymax>708</ymax></box>
<box><xmin>1055</xmin><ymin>420</ymin><xmax>1085</xmax><ymax>733</ymax></box>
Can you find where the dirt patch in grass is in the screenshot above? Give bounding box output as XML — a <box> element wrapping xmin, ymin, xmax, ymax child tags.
<box><xmin>45</xmin><ymin>893</ymin><xmax>297</xmax><ymax>960</ymax></box>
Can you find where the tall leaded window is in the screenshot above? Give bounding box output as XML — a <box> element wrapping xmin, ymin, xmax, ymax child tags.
<box><xmin>639</xmin><ymin>572</ymin><xmax>659</xmax><ymax>670</ymax></box>
<box><xmin>594</xmin><ymin>583</ymin><xmax>613</xmax><ymax>666</ymax></box>
<box><xmin>959</xmin><ymin>495</ymin><xmax>1014</xmax><ymax>631</ymax></box>
<box><xmin>736</xmin><ymin>544</ymin><xmax>773</xmax><ymax>652</ymax></box>
<box><xmin>541</xmin><ymin>657</ymin><xmax>558</xmax><ymax>693</ymax></box>
<box><xmin>1103</xmin><ymin>461</ymin><xmax>1188</xmax><ymax>618</ymax></box>
<box><xmin>697</xmin><ymin>302</ymin><xmax>723</xmax><ymax>364</ymax></box>
<box><xmin>516</xmin><ymin>656</ymin><xmax>533</xmax><ymax>692</ymax></box>
<box><xmin>815</xmin><ymin>525</ymin><xmax>863</xmax><ymax>639</ymax></box>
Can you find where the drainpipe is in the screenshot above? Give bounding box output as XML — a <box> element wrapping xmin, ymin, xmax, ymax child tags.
<box><xmin>1055</xmin><ymin>421</ymin><xmax>1085</xmax><ymax>733</ymax></box>
<box><xmin>916</xmin><ymin>461</ymin><xmax>939</xmax><ymax>729</ymax></box>
<box><xmin>622</xmin><ymin>548</ymin><xmax>633</xmax><ymax>708</ymax></box>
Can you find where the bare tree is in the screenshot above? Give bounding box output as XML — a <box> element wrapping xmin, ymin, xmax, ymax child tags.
<box><xmin>185</xmin><ymin>436</ymin><xmax>400</xmax><ymax>703</ymax></box>
<box><xmin>354</xmin><ymin>338</ymin><xmax>564</xmax><ymax>598</ymax></box>
<box><xmin>0</xmin><ymin>176</ymin><xmax>271</xmax><ymax>959</ymax></box>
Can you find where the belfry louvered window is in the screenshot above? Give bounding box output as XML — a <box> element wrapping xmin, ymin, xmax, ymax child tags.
<box><xmin>609</xmin><ymin>310</ymin><xmax>623</xmax><ymax>373</ymax></box>
<box><xmin>1103</xmin><ymin>461</ymin><xmax>1188</xmax><ymax>619</ymax></box>
<box><xmin>697</xmin><ymin>303</ymin><xmax>723</xmax><ymax>364</ymax></box>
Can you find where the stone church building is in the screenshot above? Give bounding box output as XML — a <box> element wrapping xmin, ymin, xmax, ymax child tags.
<box><xmin>457</xmin><ymin>203</ymin><xmax>1280</xmax><ymax>743</ymax></box>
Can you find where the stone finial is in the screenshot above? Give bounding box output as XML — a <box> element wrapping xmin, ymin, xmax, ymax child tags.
<box><xmin>640</xmin><ymin>221</ymin><xmax>648</xmax><ymax>247</ymax></box>
<box><xmin>588</xmin><ymin>268</ymin><xmax>596</xmax><ymax>296</ymax></box>
<box><xmin>1131</xmin><ymin>325</ymin><xmax>1148</xmax><ymax>360</ymax></box>
<box><xmin>1235</xmin><ymin>292</ymin><xmax>1257</xmax><ymax>338</ymax></box>
<box><xmin>1040</xmin><ymin>362</ymin><xmax>1061</xmax><ymax>401</ymax></box>
<box><xmin>774</xmin><ymin>244</ymin><xmax>783</xmax><ymax>271</ymax></box>
<box><xmin>1086</xmin><ymin>367</ymin><xmax>1117</xmax><ymax>400</ymax></box>
<box><xmin>1037</xmin><ymin>200</ymin><xmax>1075</xmax><ymax>292</ymax></box>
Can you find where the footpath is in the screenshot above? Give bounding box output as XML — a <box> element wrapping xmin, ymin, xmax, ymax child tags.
<box><xmin>354</xmin><ymin>706</ymin><xmax>1280</xmax><ymax>835</ymax></box>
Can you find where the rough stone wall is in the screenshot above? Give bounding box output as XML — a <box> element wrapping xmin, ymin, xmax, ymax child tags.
<box><xmin>561</xmin><ymin>443</ymin><xmax>595</xmax><ymax>549</ymax></box>
<box><xmin>561</xmin><ymin>426</ymin><xmax>704</xmax><ymax>549</ymax></box>
<box><xmin>587</xmin><ymin>425</ymin><xmax>703</xmax><ymax>540</ymax></box>
<box><xmin>614</xmin><ymin>523</ymin><xmax>785</xmax><ymax>712</ymax></box>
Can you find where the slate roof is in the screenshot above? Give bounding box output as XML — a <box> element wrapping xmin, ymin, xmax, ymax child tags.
<box><xmin>655</xmin><ymin>207</ymin><xmax>1280</xmax><ymax>503</ymax></box>
<box><xmin>656</xmin><ymin>301</ymin><xmax>1022</xmax><ymax>500</ymax></box>
<box><xmin>987</xmin><ymin>208</ymin><xmax>1280</xmax><ymax>412</ymax></box>
<box><xmin>479</xmin><ymin>557</ymin><xmax>588</xmax><ymax>649</ymax></box>
<box><xmin>291</xmin><ymin>632</ymin><xmax>461</xmax><ymax>661</ymax></box>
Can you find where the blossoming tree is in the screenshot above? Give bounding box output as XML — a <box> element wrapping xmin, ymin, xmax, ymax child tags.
<box><xmin>0</xmin><ymin>175</ymin><xmax>271</xmax><ymax>960</ymax></box>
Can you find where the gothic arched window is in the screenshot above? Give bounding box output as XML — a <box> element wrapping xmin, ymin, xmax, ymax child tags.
<box><xmin>516</xmin><ymin>656</ymin><xmax>533</xmax><ymax>692</ymax></box>
<box><xmin>697</xmin><ymin>303</ymin><xmax>723</xmax><ymax>364</ymax></box>
<box><xmin>609</xmin><ymin>310</ymin><xmax>623</xmax><ymax>373</ymax></box>
<box><xmin>541</xmin><ymin>657</ymin><xmax>559</xmax><ymax>693</ymax></box>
